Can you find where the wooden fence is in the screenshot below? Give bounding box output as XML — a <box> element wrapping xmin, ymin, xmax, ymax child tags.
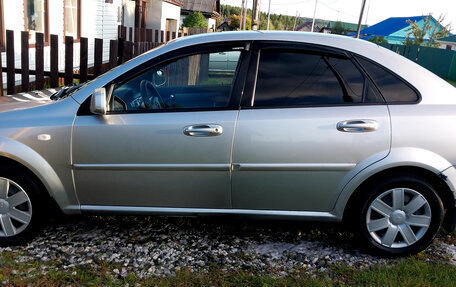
<box><xmin>0</xmin><ymin>25</ymin><xmax>205</xmax><ymax>97</ymax></box>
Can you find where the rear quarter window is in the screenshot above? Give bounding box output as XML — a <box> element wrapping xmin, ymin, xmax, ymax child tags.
<box><xmin>355</xmin><ymin>56</ymin><xmax>420</xmax><ymax>103</ymax></box>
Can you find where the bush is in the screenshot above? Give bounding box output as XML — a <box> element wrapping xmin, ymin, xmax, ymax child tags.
<box><xmin>182</xmin><ymin>12</ymin><xmax>208</xmax><ymax>29</ymax></box>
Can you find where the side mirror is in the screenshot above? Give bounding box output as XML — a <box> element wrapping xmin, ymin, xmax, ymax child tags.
<box><xmin>90</xmin><ymin>88</ymin><xmax>107</xmax><ymax>115</ymax></box>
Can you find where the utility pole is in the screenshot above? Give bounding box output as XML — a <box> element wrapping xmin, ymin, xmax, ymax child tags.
<box><xmin>311</xmin><ymin>0</ymin><xmax>318</xmax><ymax>32</ymax></box>
<box><xmin>293</xmin><ymin>11</ymin><xmax>299</xmax><ymax>31</ymax></box>
<box><xmin>252</xmin><ymin>0</ymin><xmax>260</xmax><ymax>30</ymax></box>
<box><xmin>266</xmin><ymin>0</ymin><xmax>272</xmax><ymax>30</ymax></box>
<box><xmin>240</xmin><ymin>0</ymin><xmax>245</xmax><ymax>31</ymax></box>
<box><xmin>243</xmin><ymin>0</ymin><xmax>248</xmax><ymax>30</ymax></box>
<box><xmin>356</xmin><ymin>0</ymin><xmax>367</xmax><ymax>38</ymax></box>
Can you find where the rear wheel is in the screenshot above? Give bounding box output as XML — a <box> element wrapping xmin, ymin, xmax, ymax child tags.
<box><xmin>0</xmin><ymin>167</ymin><xmax>45</xmax><ymax>246</ymax></box>
<box><xmin>359</xmin><ymin>174</ymin><xmax>444</xmax><ymax>256</ymax></box>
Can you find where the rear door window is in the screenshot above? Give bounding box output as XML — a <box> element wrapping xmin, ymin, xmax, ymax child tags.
<box><xmin>252</xmin><ymin>49</ymin><xmax>383</xmax><ymax>107</ymax></box>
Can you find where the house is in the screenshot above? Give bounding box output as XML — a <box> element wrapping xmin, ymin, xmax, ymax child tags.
<box><xmin>179</xmin><ymin>0</ymin><xmax>221</xmax><ymax>31</ymax></box>
<box><xmin>438</xmin><ymin>35</ymin><xmax>456</xmax><ymax>51</ymax></box>
<box><xmin>325</xmin><ymin>21</ymin><xmax>367</xmax><ymax>35</ymax></box>
<box><xmin>295</xmin><ymin>21</ymin><xmax>322</xmax><ymax>33</ymax></box>
<box><xmin>0</xmin><ymin>0</ymin><xmax>124</xmax><ymax>87</ymax></box>
<box><xmin>356</xmin><ymin>15</ymin><xmax>450</xmax><ymax>44</ymax></box>
<box><xmin>122</xmin><ymin>0</ymin><xmax>183</xmax><ymax>41</ymax></box>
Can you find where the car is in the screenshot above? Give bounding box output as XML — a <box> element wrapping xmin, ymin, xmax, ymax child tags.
<box><xmin>1</xmin><ymin>31</ymin><xmax>456</xmax><ymax>256</ymax></box>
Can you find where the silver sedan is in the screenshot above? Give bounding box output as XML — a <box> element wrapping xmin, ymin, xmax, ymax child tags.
<box><xmin>1</xmin><ymin>31</ymin><xmax>456</xmax><ymax>256</ymax></box>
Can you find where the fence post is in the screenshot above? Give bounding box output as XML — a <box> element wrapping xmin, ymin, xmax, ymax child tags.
<box><xmin>50</xmin><ymin>34</ymin><xmax>59</xmax><ymax>88</ymax></box>
<box><xmin>35</xmin><ymin>33</ymin><xmax>44</xmax><ymax>90</ymax></box>
<box><xmin>64</xmin><ymin>36</ymin><xmax>74</xmax><ymax>86</ymax></box>
<box><xmin>109</xmin><ymin>39</ymin><xmax>118</xmax><ymax>70</ymax></box>
<box><xmin>155</xmin><ymin>30</ymin><xmax>159</xmax><ymax>43</ymax></box>
<box><xmin>21</xmin><ymin>31</ymin><xmax>29</xmax><ymax>92</ymax></box>
<box><xmin>172</xmin><ymin>32</ymin><xmax>176</xmax><ymax>40</ymax></box>
<box><xmin>166</xmin><ymin>31</ymin><xmax>170</xmax><ymax>42</ymax></box>
<box><xmin>94</xmin><ymin>38</ymin><xmax>103</xmax><ymax>76</ymax></box>
<box><xmin>6</xmin><ymin>30</ymin><xmax>15</xmax><ymax>95</ymax></box>
<box><xmin>80</xmin><ymin>37</ymin><xmax>88</xmax><ymax>83</ymax></box>
<box><xmin>134</xmin><ymin>28</ymin><xmax>140</xmax><ymax>43</ymax></box>
<box><xmin>160</xmin><ymin>31</ymin><xmax>164</xmax><ymax>43</ymax></box>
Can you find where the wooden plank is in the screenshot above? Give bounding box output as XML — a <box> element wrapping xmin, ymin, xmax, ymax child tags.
<box><xmin>166</xmin><ymin>31</ymin><xmax>170</xmax><ymax>42</ymax></box>
<box><xmin>21</xmin><ymin>31</ymin><xmax>29</xmax><ymax>92</ymax></box>
<box><xmin>80</xmin><ymin>37</ymin><xmax>88</xmax><ymax>83</ymax></box>
<box><xmin>6</xmin><ymin>30</ymin><xmax>14</xmax><ymax>95</ymax></box>
<box><xmin>178</xmin><ymin>32</ymin><xmax>182</xmax><ymax>37</ymax></box>
<box><xmin>172</xmin><ymin>31</ymin><xmax>176</xmax><ymax>39</ymax></box>
<box><xmin>117</xmin><ymin>38</ymin><xmax>124</xmax><ymax>64</ymax></box>
<box><xmin>161</xmin><ymin>31</ymin><xmax>164</xmax><ymax>43</ymax></box>
<box><xmin>94</xmin><ymin>38</ymin><xmax>103</xmax><ymax>76</ymax></box>
<box><xmin>109</xmin><ymin>39</ymin><xmax>118</xmax><ymax>70</ymax></box>
<box><xmin>64</xmin><ymin>36</ymin><xmax>73</xmax><ymax>86</ymax></box>
<box><xmin>50</xmin><ymin>34</ymin><xmax>59</xmax><ymax>88</ymax></box>
<box><xmin>35</xmin><ymin>32</ymin><xmax>44</xmax><ymax>90</ymax></box>
<box><xmin>121</xmin><ymin>26</ymin><xmax>127</xmax><ymax>39</ymax></box>
<box><xmin>134</xmin><ymin>27</ymin><xmax>140</xmax><ymax>42</ymax></box>
<box><xmin>141</xmin><ymin>28</ymin><xmax>146</xmax><ymax>42</ymax></box>
<box><xmin>124</xmin><ymin>41</ymin><xmax>133</xmax><ymax>61</ymax></box>
<box><xmin>146</xmin><ymin>29</ymin><xmax>152</xmax><ymax>42</ymax></box>
<box><xmin>129</xmin><ymin>27</ymin><xmax>133</xmax><ymax>42</ymax></box>
<box><xmin>155</xmin><ymin>30</ymin><xmax>159</xmax><ymax>43</ymax></box>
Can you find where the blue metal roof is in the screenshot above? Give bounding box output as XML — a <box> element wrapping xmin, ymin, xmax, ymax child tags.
<box><xmin>440</xmin><ymin>35</ymin><xmax>456</xmax><ymax>43</ymax></box>
<box><xmin>358</xmin><ymin>16</ymin><xmax>423</xmax><ymax>37</ymax></box>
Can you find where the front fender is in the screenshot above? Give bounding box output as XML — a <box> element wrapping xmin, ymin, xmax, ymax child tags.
<box><xmin>0</xmin><ymin>137</ymin><xmax>80</xmax><ymax>214</ymax></box>
<box><xmin>332</xmin><ymin>147</ymin><xmax>454</xmax><ymax>218</ymax></box>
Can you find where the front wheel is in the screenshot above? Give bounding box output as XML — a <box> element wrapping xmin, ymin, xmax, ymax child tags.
<box><xmin>0</xmin><ymin>167</ymin><xmax>45</xmax><ymax>246</ymax></box>
<box><xmin>359</xmin><ymin>174</ymin><xmax>444</xmax><ymax>256</ymax></box>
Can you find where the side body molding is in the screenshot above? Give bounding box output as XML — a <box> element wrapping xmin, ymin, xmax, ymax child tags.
<box><xmin>332</xmin><ymin>147</ymin><xmax>455</xmax><ymax>218</ymax></box>
<box><xmin>0</xmin><ymin>137</ymin><xmax>80</xmax><ymax>214</ymax></box>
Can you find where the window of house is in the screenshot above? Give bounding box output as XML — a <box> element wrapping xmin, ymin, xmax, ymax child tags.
<box><xmin>108</xmin><ymin>51</ymin><xmax>242</xmax><ymax>112</ymax></box>
<box><xmin>355</xmin><ymin>56</ymin><xmax>419</xmax><ymax>103</ymax></box>
<box><xmin>253</xmin><ymin>49</ymin><xmax>382</xmax><ymax>107</ymax></box>
<box><xmin>25</xmin><ymin>0</ymin><xmax>48</xmax><ymax>43</ymax></box>
<box><xmin>64</xmin><ymin>0</ymin><xmax>81</xmax><ymax>39</ymax></box>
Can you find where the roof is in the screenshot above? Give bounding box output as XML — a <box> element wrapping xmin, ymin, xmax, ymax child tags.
<box><xmin>180</xmin><ymin>0</ymin><xmax>218</xmax><ymax>14</ymax></box>
<box><xmin>359</xmin><ymin>16</ymin><xmax>424</xmax><ymax>37</ymax></box>
<box><xmin>327</xmin><ymin>21</ymin><xmax>367</xmax><ymax>32</ymax></box>
<box><xmin>164</xmin><ymin>0</ymin><xmax>184</xmax><ymax>7</ymax></box>
<box><xmin>439</xmin><ymin>35</ymin><xmax>456</xmax><ymax>43</ymax></box>
<box><xmin>295</xmin><ymin>21</ymin><xmax>321</xmax><ymax>32</ymax></box>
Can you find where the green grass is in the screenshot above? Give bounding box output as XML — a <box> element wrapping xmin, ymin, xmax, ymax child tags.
<box><xmin>1</xmin><ymin>250</ymin><xmax>456</xmax><ymax>286</ymax></box>
<box><xmin>446</xmin><ymin>79</ymin><xmax>456</xmax><ymax>87</ymax></box>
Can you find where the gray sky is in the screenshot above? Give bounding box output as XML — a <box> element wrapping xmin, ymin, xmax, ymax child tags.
<box><xmin>221</xmin><ymin>0</ymin><xmax>455</xmax><ymax>30</ymax></box>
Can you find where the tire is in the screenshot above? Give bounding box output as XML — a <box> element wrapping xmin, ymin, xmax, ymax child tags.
<box><xmin>0</xmin><ymin>166</ymin><xmax>45</xmax><ymax>246</ymax></box>
<box><xmin>359</xmin><ymin>173</ymin><xmax>444</xmax><ymax>256</ymax></box>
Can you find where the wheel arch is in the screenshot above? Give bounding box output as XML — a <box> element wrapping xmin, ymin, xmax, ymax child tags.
<box><xmin>341</xmin><ymin>166</ymin><xmax>455</xmax><ymax>231</ymax></box>
<box><xmin>0</xmin><ymin>137</ymin><xmax>79</xmax><ymax>214</ymax></box>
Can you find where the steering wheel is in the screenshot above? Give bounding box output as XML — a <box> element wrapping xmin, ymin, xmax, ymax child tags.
<box><xmin>140</xmin><ymin>80</ymin><xmax>164</xmax><ymax>109</ymax></box>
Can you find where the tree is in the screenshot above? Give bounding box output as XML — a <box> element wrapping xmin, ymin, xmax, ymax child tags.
<box><xmin>331</xmin><ymin>21</ymin><xmax>347</xmax><ymax>35</ymax></box>
<box><xmin>182</xmin><ymin>12</ymin><xmax>208</xmax><ymax>29</ymax></box>
<box><xmin>369</xmin><ymin>36</ymin><xmax>388</xmax><ymax>44</ymax></box>
<box><xmin>229</xmin><ymin>14</ymin><xmax>240</xmax><ymax>30</ymax></box>
<box><xmin>229</xmin><ymin>14</ymin><xmax>251</xmax><ymax>30</ymax></box>
<box><xmin>403</xmin><ymin>15</ymin><xmax>451</xmax><ymax>47</ymax></box>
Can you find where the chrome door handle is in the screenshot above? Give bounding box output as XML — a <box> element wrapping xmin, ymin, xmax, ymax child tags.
<box><xmin>337</xmin><ymin>120</ymin><xmax>378</xmax><ymax>132</ymax></box>
<box><xmin>183</xmin><ymin>124</ymin><xmax>223</xmax><ymax>137</ymax></box>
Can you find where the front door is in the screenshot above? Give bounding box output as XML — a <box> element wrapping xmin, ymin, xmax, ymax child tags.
<box><xmin>72</xmin><ymin>44</ymin><xmax>248</xmax><ymax>208</ymax></box>
<box><xmin>232</xmin><ymin>44</ymin><xmax>391</xmax><ymax>212</ymax></box>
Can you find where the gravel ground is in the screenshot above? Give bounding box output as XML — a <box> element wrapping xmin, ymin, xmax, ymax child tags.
<box><xmin>0</xmin><ymin>216</ymin><xmax>454</xmax><ymax>279</ymax></box>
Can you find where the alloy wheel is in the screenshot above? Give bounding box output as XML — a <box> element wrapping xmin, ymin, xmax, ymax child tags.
<box><xmin>0</xmin><ymin>177</ymin><xmax>33</xmax><ymax>237</ymax></box>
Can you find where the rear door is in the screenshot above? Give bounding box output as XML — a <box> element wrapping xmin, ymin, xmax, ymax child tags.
<box><xmin>231</xmin><ymin>42</ymin><xmax>391</xmax><ymax>212</ymax></box>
